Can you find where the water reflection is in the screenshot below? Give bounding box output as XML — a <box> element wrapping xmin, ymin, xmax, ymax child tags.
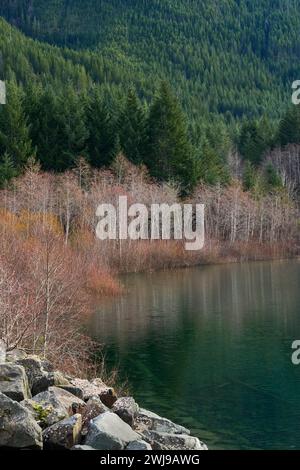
<box><xmin>92</xmin><ymin>261</ymin><xmax>300</xmax><ymax>342</ymax></box>
<box><xmin>91</xmin><ymin>260</ymin><xmax>300</xmax><ymax>449</ymax></box>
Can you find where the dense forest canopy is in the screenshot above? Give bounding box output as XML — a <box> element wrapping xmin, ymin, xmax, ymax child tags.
<box><xmin>0</xmin><ymin>1</ymin><xmax>300</xmax><ymax>194</ymax></box>
<box><xmin>0</xmin><ymin>0</ymin><xmax>300</xmax><ymax>119</ymax></box>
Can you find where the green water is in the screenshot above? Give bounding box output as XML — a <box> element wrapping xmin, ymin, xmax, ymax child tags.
<box><xmin>91</xmin><ymin>260</ymin><xmax>300</xmax><ymax>450</ymax></box>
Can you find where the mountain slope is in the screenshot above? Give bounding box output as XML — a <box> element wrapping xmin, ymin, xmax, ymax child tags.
<box><xmin>0</xmin><ymin>0</ymin><xmax>300</xmax><ymax>119</ymax></box>
<box><xmin>0</xmin><ymin>17</ymin><xmax>150</xmax><ymax>101</ymax></box>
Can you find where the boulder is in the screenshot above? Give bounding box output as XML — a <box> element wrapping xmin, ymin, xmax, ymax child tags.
<box><xmin>71</xmin><ymin>445</ymin><xmax>96</xmax><ymax>451</ymax></box>
<box><xmin>21</xmin><ymin>398</ymin><xmax>59</xmax><ymax>429</ymax></box>
<box><xmin>112</xmin><ymin>397</ymin><xmax>139</xmax><ymax>426</ymax></box>
<box><xmin>81</xmin><ymin>396</ymin><xmax>109</xmax><ymax>435</ymax></box>
<box><xmin>34</xmin><ymin>386</ymin><xmax>85</xmax><ymax>413</ymax></box>
<box><xmin>0</xmin><ymin>391</ymin><xmax>42</xmax><ymax>449</ymax></box>
<box><xmin>91</xmin><ymin>378</ymin><xmax>118</xmax><ymax>407</ymax></box>
<box><xmin>43</xmin><ymin>414</ymin><xmax>82</xmax><ymax>450</ymax></box>
<box><xmin>69</xmin><ymin>378</ymin><xmax>99</xmax><ymax>401</ymax></box>
<box><xmin>51</xmin><ymin>371</ymin><xmax>71</xmax><ymax>388</ymax></box>
<box><xmin>85</xmin><ymin>412</ymin><xmax>140</xmax><ymax>450</ymax></box>
<box><xmin>0</xmin><ymin>340</ymin><xmax>6</xmax><ymax>363</ymax></box>
<box><xmin>6</xmin><ymin>349</ymin><xmax>27</xmax><ymax>362</ymax></box>
<box><xmin>135</xmin><ymin>408</ymin><xmax>190</xmax><ymax>435</ymax></box>
<box><xmin>0</xmin><ymin>363</ymin><xmax>31</xmax><ymax>401</ymax></box>
<box><xmin>16</xmin><ymin>358</ymin><xmax>70</xmax><ymax>397</ymax></box>
<box><xmin>70</xmin><ymin>378</ymin><xmax>117</xmax><ymax>407</ymax></box>
<box><xmin>58</xmin><ymin>385</ymin><xmax>84</xmax><ymax>400</ymax></box>
<box><xmin>126</xmin><ymin>440</ymin><xmax>152</xmax><ymax>450</ymax></box>
<box><xmin>16</xmin><ymin>356</ymin><xmax>53</xmax><ymax>395</ymax></box>
<box><xmin>27</xmin><ymin>386</ymin><xmax>85</xmax><ymax>426</ymax></box>
<box><xmin>141</xmin><ymin>430</ymin><xmax>208</xmax><ymax>451</ymax></box>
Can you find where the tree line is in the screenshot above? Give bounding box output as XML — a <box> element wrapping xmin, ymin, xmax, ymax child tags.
<box><xmin>1</xmin><ymin>76</ymin><xmax>300</xmax><ymax>197</ymax></box>
<box><xmin>0</xmin><ymin>0</ymin><xmax>298</xmax><ymax>120</ymax></box>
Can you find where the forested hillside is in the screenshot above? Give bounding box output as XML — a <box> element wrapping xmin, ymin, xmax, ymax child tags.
<box><xmin>0</xmin><ymin>2</ymin><xmax>300</xmax><ymax>194</ymax></box>
<box><xmin>1</xmin><ymin>0</ymin><xmax>300</xmax><ymax>119</ymax></box>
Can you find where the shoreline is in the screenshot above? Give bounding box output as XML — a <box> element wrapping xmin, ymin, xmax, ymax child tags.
<box><xmin>0</xmin><ymin>349</ymin><xmax>208</xmax><ymax>451</ymax></box>
<box><xmin>110</xmin><ymin>241</ymin><xmax>300</xmax><ymax>279</ymax></box>
<box><xmin>113</xmin><ymin>255</ymin><xmax>300</xmax><ymax>288</ymax></box>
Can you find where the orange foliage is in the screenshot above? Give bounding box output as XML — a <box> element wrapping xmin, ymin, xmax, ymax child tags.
<box><xmin>0</xmin><ymin>158</ymin><xmax>299</xmax><ymax>375</ymax></box>
<box><xmin>85</xmin><ymin>265</ymin><xmax>123</xmax><ymax>297</ymax></box>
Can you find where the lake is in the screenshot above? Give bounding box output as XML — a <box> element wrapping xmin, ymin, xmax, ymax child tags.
<box><xmin>91</xmin><ymin>260</ymin><xmax>300</xmax><ymax>450</ymax></box>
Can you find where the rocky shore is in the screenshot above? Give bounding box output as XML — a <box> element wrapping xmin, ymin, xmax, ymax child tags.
<box><xmin>0</xmin><ymin>342</ymin><xmax>207</xmax><ymax>451</ymax></box>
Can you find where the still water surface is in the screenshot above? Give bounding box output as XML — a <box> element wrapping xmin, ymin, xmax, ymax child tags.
<box><xmin>91</xmin><ymin>261</ymin><xmax>300</xmax><ymax>449</ymax></box>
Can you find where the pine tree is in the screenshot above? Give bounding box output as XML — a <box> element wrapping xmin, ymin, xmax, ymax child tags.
<box><xmin>57</xmin><ymin>87</ymin><xmax>89</xmax><ymax>170</ymax></box>
<box><xmin>264</xmin><ymin>163</ymin><xmax>282</xmax><ymax>190</ymax></box>
<box><xmin>0</xmin><ymin>80</ymin><xmax>33</xmax><ymax>169</ymax></box>
<box><xmin>25</xmin><ymin>86</ymin><xmax>61</xmax><ymax>171</ymax></box>
<box><xmin>118</xmin><ymin>89</ymin><xmax>147</xmax><ymax>165</ymax></box>
<box><xmin>259</xmin><ymin>116</ymin><xmax>275</xmax><ymax>149</ymax></box>
<box><xmin>197</xmin><ymin>139</ymin><xmax>230</xmax><ymax>186</ymax></box>
<box><xmin>278</xmin><ymin>106</ymin><xmax>300</xmax><ymax>146</ymax></box>
<box><xmin>0</xmin><ymin>152</ymin><xmax>17</xmax><ymax>187</ymax></box>
<box><xmin>147</xmin><ymin>82</ymin><xmax>196</xmax><ymax>192</ymax></box>
<box><xmin>87</xmin><ymin>89</ymin><xmax>116</xmax><ymax>168</ymax></box>
<box><xmin>238</xmin><ymin>119</ymin><xmax>268</xmax><ymax>166</ymax></box>
<box><xmin>243</xmin><ymin>160</ymin><xmax>257</xmax><ymax>191</ymax></box>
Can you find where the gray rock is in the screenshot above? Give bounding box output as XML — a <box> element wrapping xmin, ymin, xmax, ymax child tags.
<box><xmin>70</xmin><ymin>378</ymin><xmax>117</xmax><ymax>407</ymax></box>
<box><xmin>6</xmin><ymin>348</ymin><xmax>27</xmax><ymax>362</ymax></box>
<box><xmin>35</xmin><ymin>386</ymin><xmax>86</xmax><ymax>412</ymax></box>
<box><xmin>0</xmin><ymin>363</ymin><xmax>31</xmax><ymax>401</ymax></box>
<box><xmin>58</xmin><ymin>385</ymin><xmax>84</xmax><ymax>400</ymax></box>
<box><xmin>0</xmin><ymin>340</ymin><xmax>6</xmax><ymax>363</ymax></box>
<box><xmin>85</xmin><ymin>411</ymin><xmax>140</xmax><ymax>450</ymax></box>
<box><xmin>112</xmin><ymin>397</ymin><xmax>139</xmax><ymax>426</ymax></box>
<box><xmin>135</xmin><ymin>408</ymin><xmax>190</xmax><ymax>435</ymax></box>
<box><xmin>69</xmin><ymin>378</ymin><xmax>101</xmax><ymax>401</ymax></box>
<box><xmin>16</xmin><ymin>356</ymin><xmax>53</xmax><ymax>395</ymax></box>
<box><xmin>82</xmin><ymin>396</ymin><xmax>109</xmax><ymax>435</ymax></box>
<box><xmin>21</xmin><ymin>398</ymin><xmax>60</xmax><ymax>429</ymax></box>
<box><xmin>28</xmin><ymin>386</ymin><xmax>85</xmax><ymax>426</ymax></box>
<box><xmin>126</xmin><ymin>440</ymin><xmax>152</xmax><ymax>450</ymax></box>
<box><xmin>0</xmin><ymin>391</ymin><xmax>42</xmax><ymax>449</ymax></box>
<box><xmin>52</xmin><ymin>371</ymin><xmax>71</xmax><ymax>387</ymax></box>
<box><xmin>141</xmin><ymin>430</ymin><xmax>208</xmax><ymax>451</ymax></box>
<box><xmin>43</xmin><ymin>414</ymin><xmax>82</xmax><ymax>450</ymax></box>
<box><xmin>72</xmin><ymin>445</ymin><xmax>96</xmax><ymax>450</ymax></box>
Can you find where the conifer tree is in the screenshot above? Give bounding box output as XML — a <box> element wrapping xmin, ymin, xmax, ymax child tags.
<box><xmin>25</xmin><ymin>86</ymin><xmax>61</xmax><ymax>171</ymax></box>
<box><xmin>0</xmin><ymin>80</ymin><xmax>33</xmax><ymax>169</ymax></box>
<box><xmin>238</xmin><ymin>120</ymin><xmax>268</xmax><ymax>166</ymax></box>
<box><xmin>243</xmin><ymin>160</ymin><xmax>257</xmax><ymax>191</ymax></box>
<box><xmin>87</xmin><ymin>89</ymin><xmax>116</xmax><ymax>167</ymax></box>
<box><xmin>0</xmin><ymin>152</ymin><xmax>17</xmax><ymax>187</ymax></box>
<box><xmin>197</xmin><ymin>139</ymin><xmax>230</xmax><ymax>186</ymax></box>
<box><xmin>147</xmin><ymin>82</ymin><xmax>196</xmax><ymax>192</ymax></box>
<box><xmin>264</xmin><ymin>163</ymin><xmax>282</xmax><ymax>190</ymax></box>
<box><xmin>57</xmin><ymin>87</ymin><xmax>89</xmax><ymax>170</ymax></box>
<box><xmin>118</xmin><ymin>89</ymin><xmax>146</xmax><ymax>165</ymax></box>
<box><xmin>278</xmin><ymin>106</ymin><xmax>300</xmax><ymax>146</ymax></box>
